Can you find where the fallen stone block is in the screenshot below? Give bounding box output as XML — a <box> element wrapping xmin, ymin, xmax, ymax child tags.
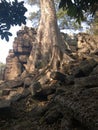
<box><xmin>0</xmin><ymin>99</ymin><xmax>11</xmax><ymax>109</ymax></box>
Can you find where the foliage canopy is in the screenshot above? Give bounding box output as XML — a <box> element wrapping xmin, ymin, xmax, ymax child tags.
<box><xmin>59</xmin><ymin>0</ymin><xmax>98</xmax><ymax>24</ymax></box>
<box><xmin>0</xmin><ymin>0</ymin><xmax>27</xmax><ymax>41</ymax></box>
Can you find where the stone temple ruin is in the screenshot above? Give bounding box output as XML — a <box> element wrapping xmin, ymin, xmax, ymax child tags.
<box><xmin>3</xmin><ymin>26</ymin><xmax>98</xmax><ymax>80</ymax></box>
<box><xmin>4</xmin><ymin>27</ymin><xmax>37</xmax><ymax>80</ymax></box>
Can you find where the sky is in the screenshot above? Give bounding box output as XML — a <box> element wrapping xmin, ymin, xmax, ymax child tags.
<box><xmin>0</xmin><ymin>1</ymin><xmax>38</xmax><ymax>63</ymax></box>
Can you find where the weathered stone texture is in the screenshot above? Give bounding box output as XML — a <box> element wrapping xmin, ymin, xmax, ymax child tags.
<box><xmin>4</xmin><ymin>26</ymin><xmax>37</xmax><ymax>80</ymax></box>
<box><xmin>77</xmin><ymin>33</ymin><xmax>98</xmax><ymax>55</ymax></box>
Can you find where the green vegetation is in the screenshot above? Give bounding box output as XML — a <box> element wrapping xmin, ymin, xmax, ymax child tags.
<box><xmin>59</xmin><ymin>0</ymin><xmax>98</xmax><ymax>23</ymax></box>
<box><xmin>0</xmin><ymin>62</ymin><xmax>6</xmax><ymax>69</ymax></box>
<box><xmin>0</xmin><ymin>0</ymin><xmax>27</xmax><ymax>41</ymax></box>
<box><xmin>0</xmin><ymin>62</ymin><xmax>6</xmax><ymax>80</ymax></box>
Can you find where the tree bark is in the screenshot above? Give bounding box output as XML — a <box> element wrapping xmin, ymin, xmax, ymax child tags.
<box><xmin>37</xmin><ymin>0</ymin><xmax>73</xmax><ymax>70</ymax></box>
<box><xmin>26</xmin><ymin>0</ymin><xmax>73</xmax><ymax>73</ymax></box>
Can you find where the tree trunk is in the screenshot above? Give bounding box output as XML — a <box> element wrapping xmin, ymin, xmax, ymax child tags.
<box><xmin>26</xmin><ymin>0</ymin><xmax>72</xmax><ymax>73</ymax></box>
